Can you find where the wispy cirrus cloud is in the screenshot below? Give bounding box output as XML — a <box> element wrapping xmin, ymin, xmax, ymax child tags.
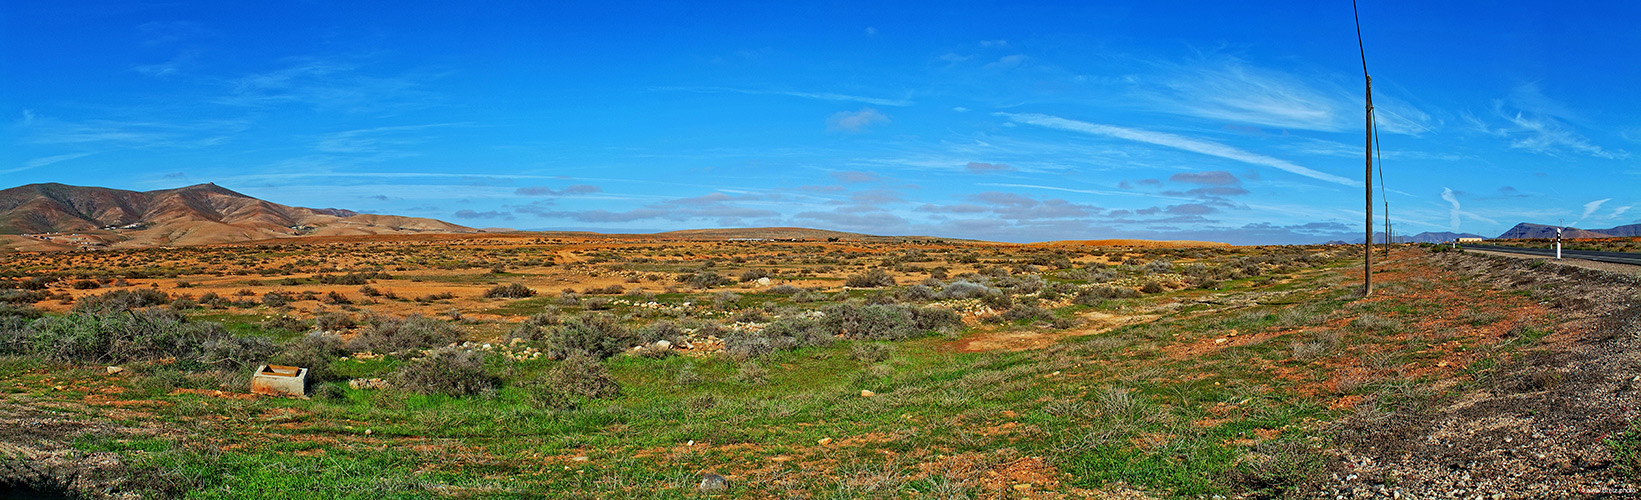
<box><xmin>1470</xmin><ymin>83</ymin><xmax>1629</xmax><ymax>160</ymax></box>
<box><xmin>827</xmin><ymin>108</ymin><xmax>890</xmax><ymax>132</ymax></box>
<box><xmin>1143</xmin><ymin>58</ymin><xmax>1434</xmax><ymax>135</ymax></box>
<box><xmin>1002</xmin><ymin>113</ymin><xmax>1361</xmax><ymax>187</ymax></box>
<box><xmin>657</xmin><ymin>86</ymin><xmax>912</xmax><ymax>107</ymax></box>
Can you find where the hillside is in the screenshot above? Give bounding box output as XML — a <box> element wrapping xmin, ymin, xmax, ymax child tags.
<box><xmin>1494</xmin><ymin>222</ymin><xmax>1614</xmax><ymax>240</ymax></box>
<box><xmin>0</xmin><ymin>183</ymin><xmax>474</xmax><ymax>248</ymax></box>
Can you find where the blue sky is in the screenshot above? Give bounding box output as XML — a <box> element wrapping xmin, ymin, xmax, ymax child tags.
<box><xmin>3</xmin><ymin>1</ymin><xmax>1638</xmax><ymax>244</ymax></box>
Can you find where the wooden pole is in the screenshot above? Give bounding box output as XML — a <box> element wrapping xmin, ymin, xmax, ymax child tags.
<box><xmin>1364</xmin><ymin>75</ymin><xmax>1374</xmax><ymax>296</ymax></box>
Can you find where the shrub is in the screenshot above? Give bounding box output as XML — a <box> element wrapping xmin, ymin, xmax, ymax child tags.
<box><xmin>71</xmin><ymin>280</ymin><xmax>102</xmax><ymax>290</ymax></box>
<box><xmin>844</xmin><ymin>270</ymin><xmax>895</xmax><ymax>288</ymax></box>
<box><xmin>271</xmin><ymin>332</ymin><xmax>347</xmax><ymax>383</ymax></box>
<box><xmin>1139</xmin><ymin>281</ymin><xmax>1166</xmax><ymax>294</ymax></box>
<box><xmin>393</xmin><ymin>347</ymin><xmax>498</xmax><ymax>396</ymax></box>
<box><xmin>713</xmin><ymin>292</ymin><xmax>742</xmax><ymax>310</ymax></box>
<box><xmin>900</xmin><ymin>285</ymin><xmax>937</xmax><ymax>302</ymax></box>
<box><xmin>822</xmin><ymin>303</ymin><xmax>960</xmax><ymax>341</ymax></box>
<box><xmin>0</xmin><ymin>289</ymin><xmax>47</xmax><ymax>304</ymax></box>
<box><xmin>738</xmin><ymin>269</ymin><xmax>772</xmax><ymax>282</ymax></box>
<box><xmin>196</xmin><ymin>335</ymin><xmax>279</xmax><ymax>371</ymax></box>
<box><xmin>505</xmin><ymin>312</ymin><xmax>562</xmax><ymax>343</ymax></box>
<box><xmin>17</xmin><ymin>309</ymin><xmax>228</xmax><ymax>364</ymax></box>
<box><xmin>767</xmin><ymin>284</ymin><xmax>803</xmax><ymax>295</ymax></box>
<box><xmin>543</xmin><ymin>353</ymin><xmax>620</xmax><ymax>399</ymax></box>
<box><xmin>260</xmin><ymin>315</ymin><xmax>308</xmax><ymax>333</ymax></box>
<box><xmin>315</xmin><ymin>312</ymin><xmax>354</xmax><ymax>332</ymax></box>
<box><xmin>850</xmin><ymin>342</ymin><xmax>894</xmax><ymax>363</ymax></box>
<box><xmin>261</xmin><ymin>292</ymin><xmax>291</xmax><ymax>308</ymax></box>
<box><xmin>0</xmin><ymin>303</ymin><xmax>42</xmax><ymax>319</ymax></box>
<box><xmin>484</xmin><ymin>283</ymin><xmax>536</xmax><ymax>299</ymax></box>
<box><xmin>1074</xmin><ymin>285</ymin><xmax>1140</xmax><ymax>305</ymax></box>
<box><xmin>72</xmin><ymin>289</ymin><xmax>170</xmax><ymax>313</ymax></box>
<box><xmin>541</xmin><ymin>313</ymin><xmax>636</xmax><ymax>360</ymax></box>
<box><xmin>347</xmin><ymin>315</ymin><xmax>462</xmax><ymax>353</ymax></box>
<box><xmin>724</xmin><ymin>316</ymin><xmax>832</xmax><ymax>359</ymax></box>
<box><xmin>1291</xmin><ymin>331</ymin><xmax>1339</xmax><ymax>361</ymax></box>
<box><xmin>682</xmin><ymin>271</ymin><xmax>731</xmax><ymax>289</ymax></box>
<box><xmin>940</xmin><ymin>280</ymin><xmax>995</xmax><ymax>299</ymax></box>
<box><xmin>637</xmin><ymin>321</ymin><xmax>685</xmax><ymax>344</ymax></box>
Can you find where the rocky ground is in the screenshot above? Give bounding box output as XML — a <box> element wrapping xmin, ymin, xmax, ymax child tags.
<box><xmin>1309</xmin><ymin>252</ymin><xmax>1641</xmax><ymax>499</ymax></box>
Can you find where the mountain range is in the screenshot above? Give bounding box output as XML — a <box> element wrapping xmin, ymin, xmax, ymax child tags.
<box><xmin>0</xmin><ymin>183</ymin><xmax>474</xmax><ymax>249</ymax></box>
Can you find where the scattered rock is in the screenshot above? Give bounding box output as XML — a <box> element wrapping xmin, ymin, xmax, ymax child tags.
<box><xmin>860</xmin><ymin>390</ymin><xmax>875</xmax><ymax>398</ymax></box>
<box><xmin>105</xmin><ymin>366</ymin><xmax>123</xmax><ymax>375</ymax></box>
<box><xmin>817</xmin><ymin>437</ymin><xmax>832</xmax><ymax>446</ymax></box>
<box><xmin>699</xmin><ymin>473</ymin><xmax>728</xmax><ymax>492</ymax></box>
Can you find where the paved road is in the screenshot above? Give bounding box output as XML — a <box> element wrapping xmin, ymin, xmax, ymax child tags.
<box><xmin>1461</xmin><ymin>244</ymin><xmax>1641</xmax><ymax>266</ymax></box>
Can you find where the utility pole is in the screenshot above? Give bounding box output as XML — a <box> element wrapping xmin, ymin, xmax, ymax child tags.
<box><xmin>1363</xmin><ymin>75</ymin><xmax>1374</xmax><ymax>296</ymax></box>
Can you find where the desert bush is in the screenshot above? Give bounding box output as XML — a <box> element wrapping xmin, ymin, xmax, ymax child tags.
<box><xmin>321</xmin><ymin>291</ymin><xmax>351</xmax><ymax>305</ymax></box>
<box><xmin>583</xmin><ymin>297</ymin><xmax>612</xmax><ymax>310</ymax></box>
<box><xmin>1350</xmin><ymin>314</ymin><xmax>1403</xmax><ymax>333</ymax></box>
<box><xmin>196</xmin><ymin>335</ymin><xmax>279</xmax><ymax>371</ymax></box>
<box><xmin>347</xmin><ymin>314</ymin><xmax>461</xmax><ymax>353</ymax></box>
<box><xmin>713</xmin><ymin>292</ymin><xmax>742</xmax><ymax>310</ymax></box>
<box><xmin>1139</xmin><ymin>281</ymin><xmax>1166</xmax><ymax>294</ymax></box>
<box><xmin>850</xmin><ymin>342</ymin><xmax>894</xmax><ymax>363</ymax></box>
<box><xmin>271</xmin><ymin>332</ymin><xmax>347</xmax><ymax>383</ymax></box>
<box><xmin>940</xmin><ymin>280</ymin><xmax>995</xmax><ymax>299</ymax></box>
<box><xmin>1290</xmin><ymin>330</ymin><xmax>1340</xmax><ymax>361</ymax></box>
<box><xmin>72</xmin><ymin>289</ymin><xmax>171</xmax><ymax>313</ymax></box>
<box><xmin>0</xmin><ymin>303</ymin><xmax>42</xmax><ymax>319</ymax></box>
<box><xmin>315</xmin><ymin>312</ymin><xmax>354</xmax><ymax>332</ymax></box>
<box><xmin>393</xmin><ymin>347</ymin><xmax>498</xmax><ymax>396</ymax></box>
<box><xmin>261</xmin><ymin>291</ymin><xmax>292</xmax><ymax>308</ymax></box>
<box><xmin>822</xmin><ymin>303</ymin><xmax>960</xmax><ymax>341</ymax></box>
<box><xmin>1074</xmin><ymin>285</ymin><xmax>1140</xmax><ymax>305</ymax></box>
<box><xmin>0</xmin><ymin>289</ymin><xmax>47</xmax><ymax>304</ymax></box>
<box><xmin>739</xmin><ymin>269</ymin><xmax>772</xmax><ymax>282</ymax></box>
<box><xmin>724</xmin><ymin>316</ymin><xmax>832</xmax><ymax>359</ymax></box>
<box><xmin>768</xmin><ymin>284</ymin><xmax>803</xmax><ymax>295</ymax></box>
<box><xmin>14</xmin><ymin>309</ymin><xmax>228</xmax><ymax>364</ymax></box>
<box><xmin>845</xmin><ymin>269</ymin><xmax>896</xmax><ymax>288</ymax></box>
<box><xmin>260</xmin><ymin>315</ymin><xmax>307</xmax><ymax>333</ymax></box>
<box><xmin>681</xmin><ymin>271</ymin><xmax>731</xmax><ymax>289</ymax></box>
<box><xmin>505</xmin><ymin>312</ymin><xmax>563</xmax><ymax>343</ymax></box>
<box><xmin>543</xmin><ymin>353</ymin><xmax>621</xmax><ymax>399</ymax></box>
<box><xmin>638</xmin><ymin>321</ymin><xmax>685</xmax><ymax>344</ymax></box>
<box><xmin>484</xmin><ymin>283</ymin><xmax>536</xmax><ymax>299</ymax></box>
<box><xmin>541</xmin><ymin>313</ymin><xmax>637</xmax><ymax>360</ymax></box>
<box><xmin>900</xmin><ymin>285</ymin><xmax>937</xmax><ymax>302</ymax></box>
<box><xmin>71</xmin><ymin>279</ymin><xmax>102</xmax><ymax>290</ymax></box>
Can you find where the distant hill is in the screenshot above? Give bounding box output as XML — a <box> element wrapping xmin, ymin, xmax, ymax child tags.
<box><xmin>1494</xmin><ymin>223</ymin><xmax>1614</xmax><ymax>240</ymax></box>
<box><xmin>1332</xmin><ymin>231</ymin><xmax>1485</xmax><ymax>244</ymax></box>
<box><xmin>649</xmin><ymin>227</ymin><xmax>959</xmax><ymax>242</ymax></box>
<box><xmin>0</xmin><ymin>183</ymin><xmax>474</xmax><ymax>249</ymax></box>
<box><xmin>1594</xmin><ymin>223</ymin><xmax>1641</xmax><ymax>237</ymax></box>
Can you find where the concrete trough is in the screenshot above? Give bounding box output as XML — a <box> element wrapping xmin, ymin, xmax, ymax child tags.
<box><xmin>251</xmin><ymin>364</ymin><xmax>308</xmax><ymax>398</ymax></box>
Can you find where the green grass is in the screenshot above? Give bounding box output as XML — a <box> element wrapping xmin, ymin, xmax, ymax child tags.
<box><xmin>3</xmin><ymin>246</ymin><xmax>1565</xmax><ymax>498</ymax></box>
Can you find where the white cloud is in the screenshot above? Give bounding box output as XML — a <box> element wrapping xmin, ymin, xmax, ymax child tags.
<box><xmin>828</xmin><ymin>108</ymin><xmax>890</xmax><ymax>132</ymax></box>
<box><xmin>1142</xmin><ymin>58</ymin><xmax>1434</xmax><ymax>135</ymax></box>
<box><xmin>1441</xmin><ymin>187</ymin><xmax>1462</xmax><ymax>230</ymax></box>
<box><xmin>1002</xmin><ymin>113</ymin><xmax>1361</xmax><ymax>187</ymax></box>
<box><xmin>660</xmin><ymin>87</ymin><xmax>912</xmax><ymax>107</ymax></box>
<box><xmin>1580</xmin><ymin>198</ymin><xmax>1611</xmax><ymax>221</ymax></box>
